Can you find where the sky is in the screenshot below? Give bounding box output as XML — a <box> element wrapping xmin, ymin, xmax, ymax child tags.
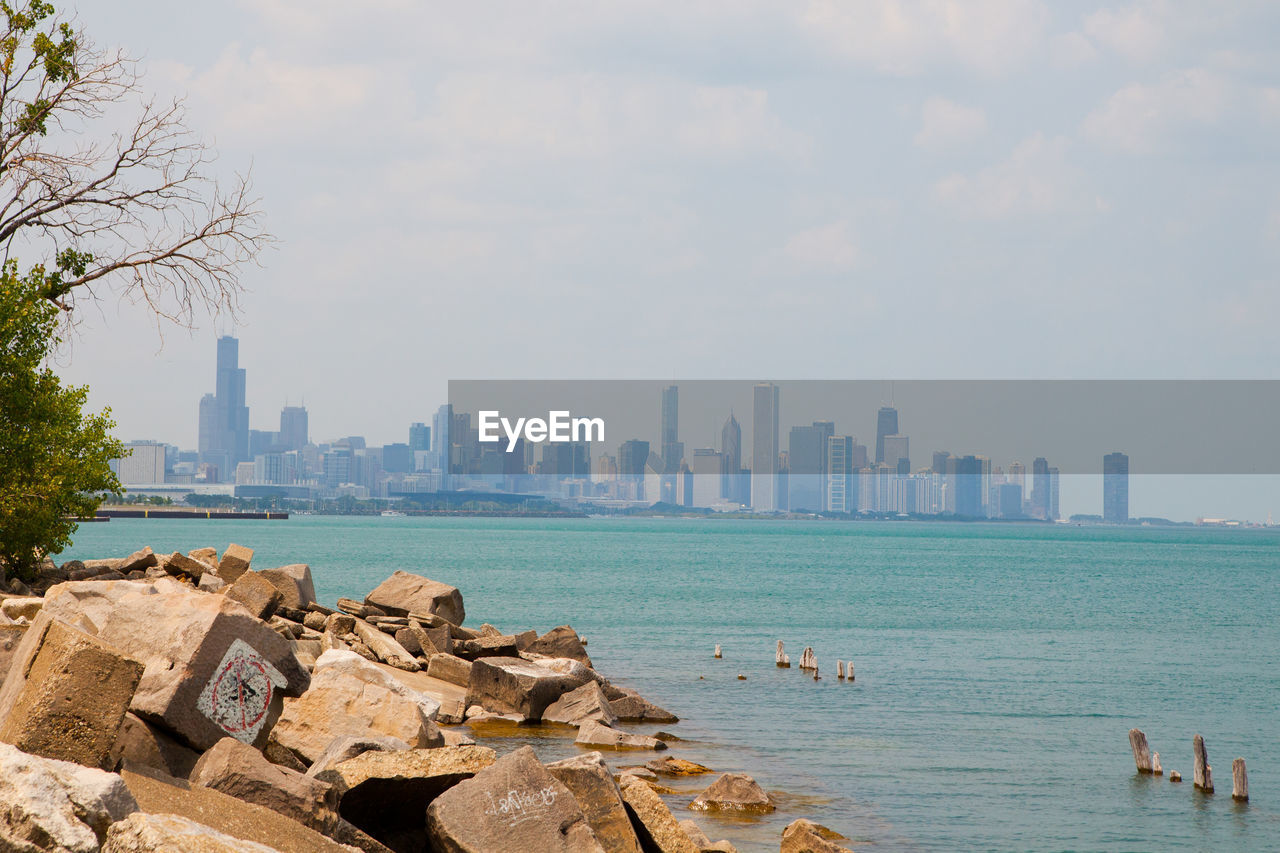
<box><xmin>48</xmin><ymin>1</ymin><xmax>1280</xmax><ymax>518</ymax></box>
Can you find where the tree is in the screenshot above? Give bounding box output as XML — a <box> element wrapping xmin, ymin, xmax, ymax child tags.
<box><xmin>0</xmin><ymin>259</ymin><xmax>122</xmax><ymax>581</ymax></box>
<box><xmin>0</xmin><ymin>1</ymin><xmax>269</xmax><ymax>324</ymax></box>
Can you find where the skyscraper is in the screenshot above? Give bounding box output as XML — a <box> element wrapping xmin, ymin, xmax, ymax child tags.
<box><xmin>197</xmin><ymin>336</ymin><xmax>250</xmax><ymax>479</ymax></box>
<box><xmin>751</xmin><ymin>383</ymin><xmax>779</xmax><ymax>511</ymax></box>
<box><xmin>954</xmin><ymin>454</ymin><xmax>983</xmax><ymax>517</ymax></box>
<box><xmin>787</xmin><ymin>425</ymin><xmax>824</xmax><ymax>512</ymax></box>
<box><xmin>660</xmin><ymin>385</ymin><xmax>683</xmax><ymax>474</ymax></box>
<box><xmin>409</xmin><ymin>422</ymin><xmax>430</xmax><ymax>452</ymax></box>
<box><xmin>875</xmin><ymin>406</ymin><xmax>898</xmax><ymax>465</ymax></box>
<box><xmin>1029</xmin><ymin>457</ymin><xmax>1050</xmax><ymax>519</ymax></box>
<box><xmin>1103</xmin><ymin>452</ymin><xmax>1129</xmax><ymax>523</ymax></box>
<box><xmin>279</xmin><ymin>406</ymin><xmax>309</xmax><ymax>452</ymax></box>
<box><xmin>827</xmin><ymin>435</ymin><xmax>854</xmax><ymax>513</ymax></box>
<box><xmin>720</xmin><ymin>412</ymin><xmax>744</xmax><ymax>503</ymax></box>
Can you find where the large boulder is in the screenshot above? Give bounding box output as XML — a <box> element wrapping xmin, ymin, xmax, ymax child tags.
<box><xmin>316</xmin><ymin>745</ymin><xmax>496</xmax><ymax>852</ymax></box>
<box><xmin>0</xmin><ymin>612</ymin><xmax>144</xmax><ymax>769</ymax></box>
<box><xmin>120</xmin><ymin>765</ymin><xmax>352</xmax><ymax>853</ymax></box>
<box><xmin>189</xmin><ymin>737</ymin><xmax>340</xmax><ymax>834</ymax></box>
<box><xmin>42</xmin><ymin>580</ymin><xmax>310</xmax><ymax>751</ymax></box>
<box><xmin>616</xmin><ymin>773</ymin><xmax>698</xmax><ymax>853</ymax></box>
<box><xmin>780</xmin><ymin>819</ymin><xmax>855</xmax><ymax>853</ymax></box>
<box><xmin>425</xmin><ymin>745</ymin><xmax>605</xmax><ymax>852</ymax></box>
<box><xmin>546</xmin><ymin>752</ymin><xmax>643</xmax><ymax>853</ymax></box>
<box><xmin>353</xmin><ymin>619</ymin><xmax>420</xmax><ymax>672</ymax></box>
<box><xmin>102</xmin><ymin>812</ymin><xmax>276</xmax><ymax>852</ymax></box>
<box><xmin>223</xmin><ymin>570</ymin><xmax>283</xmax><ymax>621</ymax></box>
<box><xmin>609</xmin><ymin>688</ymin><xmax>679</xmax><ymax>724</ymax></box>
<box><xmin>0</xmin><ymin>741</ymin><xmax>139</xmax><ymax>853</ymax></box>
<box><xmin>427</xmin><ymin>653</ymin><xmax>472</xmax><ymax>687</ymax></box>
<box><xmin>364</xmin><ymin>571</ymin><xmax>464</xmax><ymax>626</ymax></box>
<box><xmin>271</xmin><ymin>650</ymin><xmax>441</xmax><ymax>765</ymax></box>
<box><xmin>575</xmin><ymin>721</ymin><xmax>667</xmax><ymax>751</ymax></box>
<box><xmin>688</xmin><ymin>773</ymin><xmax>773</xmax><ymax>813</ymax></box>
<box><xmin>259</xmin><ymin>564</ymin><xmax>316</xmax><ymax>611</ymax></box>
<box><xmin>526</xmin><ymin>625</ymin><xmax>592</xmax><ymax>667</ymax></box>
<box><xmin>217</xmin><ymin>544</ymin><xmax>254</xmax><ymax>584</ymax></box>
<box><xmin>108</xmin><ymin>713</ymin><xmax>202</xmax><ymax>779</ymax></box>
<box><xmin>0</xmin><ymin>622</ymin><xmax>28</xmax><ymax>683</ymax></box>
<box><xmin>304</xmin><ymin>734</ymin><xmax>411</xmax><ymax>779</ymax></box>
<box><xmin>543</xmin><ymin>681</ymin><xmax>618</xmax><ymax>727</ymax></box>
<box><xmin>467</xmin><ymin>656</ymin><xmax>595</xmax><ymax>721</ymax></box>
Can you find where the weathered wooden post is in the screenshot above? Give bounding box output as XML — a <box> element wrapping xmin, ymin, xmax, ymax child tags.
<box><xmin>1152</xmin><ymin>752</ymin><xmax>1163</xmax><ymax>776</ymax></box>
<box><xmin>714</xmin><ymin>644</ymin><xmax>722</xmax><ymax>659</ymax></box>
<box><xmin>1169</xmin><ymin>770</ymin><xmax>1182</xmax><ymax>782</ymax></box>
<box><xmin>1193</xmin><ymin>734</ymin><xmax>1213</xmax><ymax>793</ymax></box>
<box><xmin>1129</xmin><ymin>729</ymin><xmax>1153</xmax><ymax>773</ymax></box>
<box><xmin>848</xmin><ymin>662</ymin><xmax>854</xmax><ymax>682</ymax></box>
<box><xmin>800</xmin><ymin>646</ymin><xmax>816</xmax><ymax>670</ymax></box>
<box><xmin>1232</xmin><ymin>758</ymin><xmax>1248</xmax><ymax>801</ymax></box>
<box><xmin>837</xmin><ymin>660</ymin><xmax>845</xmax><ymax>680</ymax></box>
<box><xmin>782</xmin><ymin>653</ymin><xmax>790</xmax><ymax>667</ymax></box>
<box><xmin>776</xmin><ymin>641</ymin><xmax>788</xmax><ymax>667</ymax></box>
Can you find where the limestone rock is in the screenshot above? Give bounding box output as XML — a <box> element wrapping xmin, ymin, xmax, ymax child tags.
<box><xmin>409</xmin><ymin>620</ymin><xmax>452</xmax><ymax>656</ymax></box>
<box><xmin>617</xmin><ymin>772</ymin><xmax>698</xmax><ymax>853</ymax></box>
<box><xmin>217</xmin><ymin>544</ymin><xmax>254</xmax><ymax>584</ymax></box>
<box><xmin>425</xmin><ymin>745</ymin><xmax>604</xmax><ymax>852</ymax></box>
<box><xmin>0</xmin><ymin>612</ymin><xmax>144</xmax><ymax>769</ymax></box>
<box><xmin>610</xmin><ymin>689</ymin><xmax>679</xmax><ymax>724</ymax></box>
<box><xmin>454</xmin><ymin>634</ymin><xmax>520</xmax><ymax>661</ymax></box>
<box><xmin>365</xmin><ymin>571</ymin><xmax>465</xmax><ymax>626</ymax></box>
<box><xmin>115</xmin><ymin>548</ymin><xmax>159</xmax><ymax>573</ymax></box>
<box><xmin>165</xmin><ymin>552</ymin><xmax>211</xmax><ymax>579</ymax></box>
<box><xmin>224</xmin><ymin>570</ymin><xmax>283</xmax><ymax>620</ymax></box>
<box><xmin>353</xmin><ymin>618</ymin><xmax>421</xmax><ymax>672</ymax></box>
<box><xmin>120</xmin><ymin>765</ymin><xmax>351</xmax><ymax>853</ymax></box>
<box><xmin>0</xmin><ymin>741</ymin><xmax>139</xmax><ymax>853</ymax></box>
<box><xmin>318</xmin><ymin>745</ymin><xmax>496</xmax><ymax>852</ymax></box>
<box><xmin>427</xmin><ymin>653</ymin><xmax>472</xmax><ymax>687</ymax></box>
<box><xmin>544</xmin><ymin>681</ymin><xmax>619</xmax><ymax>727</ymax></box>
<box><xmin>647</xmin><ymin>757</ymin><xmax>712</xmax><ymax>777</ymax></box>
<box><xmin>576</xmin><ymin>721</ymin><xmax>668</xmax><ymax>751</ymax></box>
<box><xmin>393</xmin><ymin>626</ymin><xmax>422</xmax><ymax>656</ymax></box>
<box><xmin>0</xmin><ymin>622</ymin><xmax>28</xmax><ymax>683</ymax></box>
<box><xmin>43</xmin><ymin>579</ymin><xmax>311</xmax><ymax>751</ymax></box>
<box><xmin>108</xmin><ymin>713</ymin><xmax>202</xmax><ymax>779</ymax></box>
<box><xmin>271</xmin><ymin>650</ymin><xmax>441</xmax><ymax>765</ymax></box>
<box><xmin>527</xmin><ymin>625</ymin><xmax>593</xmax><ymax>667</ymax></box>
<box><xmin>196</xmin><ymin>574</ymin><xmax>226</xmax><ymax>594</ymax></box>
<box><xmin>547</xmin><ymin>752</ymin><xmax>643</xmax><ymax>853</ymax></box>
<box><xmin>688</xmin><ymin>773</ymin><xmax>773</xmax><ymax>813</ymax></box>
<box><xmin>304</xmin><ymin>734</ymin><xmax>412</xmax><ymax>778</ymax></box>
<box><xmin>259</xmin><ymin>564</ymin><xmax>316</xmax><ymax>611</ymax></box>
<box><xmin>440</xmin><ymin>728</ymin><xmax>475</xmax><ymax>746</ymax></box>
<box><xmin>102</xmin><ymin>810</ymin><xmax>277</xmax><ymax>852</ymax></box>
<box><xmin>187</xmin><ymin>548</ymin><xmax>219</xmax><ymax>568</ymax></box>
<box><xmin>678</xmin><ymin>819</ymin><xmax>712</xmax><ymax>849</ymax></box>
<box><xmin>190</xmin><ymin>737</ymin><xmax>340</xmax><ymax>834</ymax></box>
<box><xmin>780</xmin><ymin>819</ymin><xmax>854</xmax><ymax>853</ymax></box>
<box><xmin>467</xmin><ymin>656</ymin><xmax>595</xmax><ymax>721</ymax></box>
<box><xmin>1</xmin><ymin>596</ymin><xmax>42</xmax><ymax>621</ymax></box>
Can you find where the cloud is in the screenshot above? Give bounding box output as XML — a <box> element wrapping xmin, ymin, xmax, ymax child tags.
<box><xmin>1083</xmin><ymin>3</ymin><xmax>1168</xmax><ymax>63</ymax></box>
<box><xmin>934</xmin><ymin>133</ymin><xmax>1083</xmax><ymax>218</ymax></box>
<box><xmin>1081</xmin><ymin>68</ymin><xmax>1229</xmax><ymax>152</ymax></box>
<box><xmin>915</xmin><ymin>97</ymin><xmax>987</xmax><ymax>148</ymax></box>
<box><xmin>801</xmin><ymin>0</ymin><xmax>1049</xmax><ymax>76</ymax></box>
<box><xmin>784</xmin><ymin>220</ymin><xmax>859</xmax><ymax>272</ymax></box>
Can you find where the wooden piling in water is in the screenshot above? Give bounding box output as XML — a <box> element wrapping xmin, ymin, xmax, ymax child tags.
<box><xmin>1129</xmin><ymin>729</ymin><xmax>1153</xmax><ymax>774</ymax></box>
<box><xmin>848</xmin><ymin>662</ymin><xmax>854</xmax><ymax>682</ymax></box>
<box><xmin>837</xmin><ymin>660</ymin><xmax>845</xmax><ymax>680</ymax></box>
<box><xmin>714</xmin><ymin>644</ymin><xmax>721</xmax><ymax>659</ymax></box>
<box><xmin>1193</xmin><ymin>734</ymin><xmax>1213</xmax><ymax>793</ymax></box>
<box><xmin>799</xmin><ymin>646</ymin><xmax>816</xmax><ymax>670</ymax></box>
<box><xmin>1152</xmin><ymin>752</ymin><xmax>1163</xmax><ymax>776</ymax></box>
<box><xmin>1232</xmin><ymin>758</ymin><xmax>1248</xmax><ymax>801</ymax></box>
<box><xmin>776</xmin><ymin>640</ymin><xmax>789</xmax><ymax>667</ymax></box>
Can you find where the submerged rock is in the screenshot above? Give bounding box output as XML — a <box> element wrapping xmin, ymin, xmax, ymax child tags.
<box><xmin>780</xmin><ymin>818</ymin><xmax>854</xmax><ymax>853</ymax></box>
<box><xmin>688</xmin><ymin>773</ymin><xmax>774</xmax><ymax>813</ymax></box>
<box><xmin>575</xmin><ymin>721</ymin><xmax>668</xmax><ymax>751</ymax></box>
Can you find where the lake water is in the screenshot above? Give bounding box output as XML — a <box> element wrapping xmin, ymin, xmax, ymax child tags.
<box><xmin>61</xmin><ymin>516</ymin><xmax>1280</xmax><ymax>852</ymax></box>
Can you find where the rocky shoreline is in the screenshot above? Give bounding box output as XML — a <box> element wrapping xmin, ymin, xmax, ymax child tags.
<box><xmin>0</xmin><ymin>544</ymin><xmax>855</xmax><ymax>852</ymax></box>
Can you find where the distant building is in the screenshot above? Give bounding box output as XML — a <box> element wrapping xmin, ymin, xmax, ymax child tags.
<box><xmin>998</xmin><ymin>483</ymin><xmax>1024</xmax><ymax>518</ymax></box>
<box><xmin>1048</xmin><ymin>466</ymin><xmax>1060</xmax><ymax>521</ymax></box>
<box><xmin>875</xmin><ymin>406</ymin><xmax>898</xmax><ymax>465</ymax></box>
<box><xmin>882</xmin><ymin>434</ymin><xmax>909</xmax><ymax>474</ymax></box>
<box><xmin>751</xmin><ymin>383</ymin><xmax>780</xmax><ymax>511</ymax></box>
<box><xmin>197</xmin><ymin>336</ymin><xmax>250</xmax><ymax>478</ymax></box>
<box><xmin>1103</xmin><ymin>452</ymin><xmax>1129</xmax><ymax>523</ymax></box>
<box><xmin>827</xmin><ymin>435</ymin><xmax>854</xmax><ymax>513</ymax></box>
<box><xmin>689</xmin><ymin>448</ymin><xmax>722</xmax><ymax>508</ymax></box>
<box><xmin>660</xmin><ymin>385</ymin><xmax>683</xmax><ymax>473</ymax></box>
<box><xmin>618</xmin><ymin>439</ymin><xmax>650</xmax><ymax>501</ymax></box>
<box><xmin>409</xmin><ymin>422</ymin><xmax>430</xmax><ymax>452</ymax></box>
<box><xmin>1029</xmin><ymin>457</ymin><xmax>1051</xmax><ymax>519</ymax></box>
<box><xmin>787</xmin><ymin>424</ymin><xmax>828</xmax><ymax>512</ymax></box>
<box><xmin>279</xmin><ymin>406</ymin><xmax>309</xmax><ymax>451</ymax></box>
<box><xmin>115</xmin><ymin>441</ymin><xmax>166</xmax><ymax>484</ymax></box>
<box><xmin>954</xmin><ymin>455</ymin><xmax>983</xmax><ymax>517</ymax></box>
<box><xmin>382</xmin><ymin>442</ymin><xmax>414</xmax><ymax>474</ymax></box>
<box><xmin>720</xmin><ymin>412</ymin><xmax>747</xmax><ymax>505</ymax></box>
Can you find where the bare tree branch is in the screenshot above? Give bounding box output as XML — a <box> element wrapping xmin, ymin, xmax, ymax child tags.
<box><xmin>0</xmin><ymin>2</ymin><xmax>272</xmax><ymax>328</ymax></box>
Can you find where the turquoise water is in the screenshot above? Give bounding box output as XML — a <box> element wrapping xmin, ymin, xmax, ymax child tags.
<box><xmin>62</xmin><ymin>517</ymin><xmax>1280</xmax><ymax>851</ymax></box>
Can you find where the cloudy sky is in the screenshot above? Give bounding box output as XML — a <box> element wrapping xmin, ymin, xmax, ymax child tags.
<box><xmin>54</xmin><ymin>1</ymin><xmax>1280</xmax><ymax>514</ymax></box>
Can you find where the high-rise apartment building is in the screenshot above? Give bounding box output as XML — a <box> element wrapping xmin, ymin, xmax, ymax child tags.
<box><xmin>1103</xmin><ymin>452</ymin><xmax>1129</xmax><ymax>523</ymax></box>
<box><xmin>751</xmin><ymin>383</ymin><xmax>780</xmax><ymax>511</ymax></box>
<box><xmin>197</xmin><ymin>336</ymin><xmax>250</xmax><ymax>479</ymax></box>
<box><xmin>409</xmin><ymin>422</ymin><xmax>430</xmax><ymax>452</ymax></box>
<box><xmin>115</xmin><ymin>441</ymin><xmax>166</xmax><ymax>484</ymax></box>
<box><xmin>827</xmin><ymin>435</ymin><xmax>854</xmax><ymax>513</ymax></box>
<box><xmin>1029</xmin><ymin>456</ymin><xmax>1050</xmax><ymax>519</ymax></box>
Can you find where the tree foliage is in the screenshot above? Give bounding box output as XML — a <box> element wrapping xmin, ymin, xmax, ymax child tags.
<box><xmin>0</xmin><ymin>259</ymin><xmax>122</xmax><ymax>581</ymax></box>
<box><xmin>0</xmin><ymin>1</ymin><xmax>269</xmax><ymax>324</ymax></box>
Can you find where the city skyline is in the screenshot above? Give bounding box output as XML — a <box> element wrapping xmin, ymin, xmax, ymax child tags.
<box><xmin>109</xmin><ymin>336</ymin><xmax>1280</xmax><ymax>523</ymax></box>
